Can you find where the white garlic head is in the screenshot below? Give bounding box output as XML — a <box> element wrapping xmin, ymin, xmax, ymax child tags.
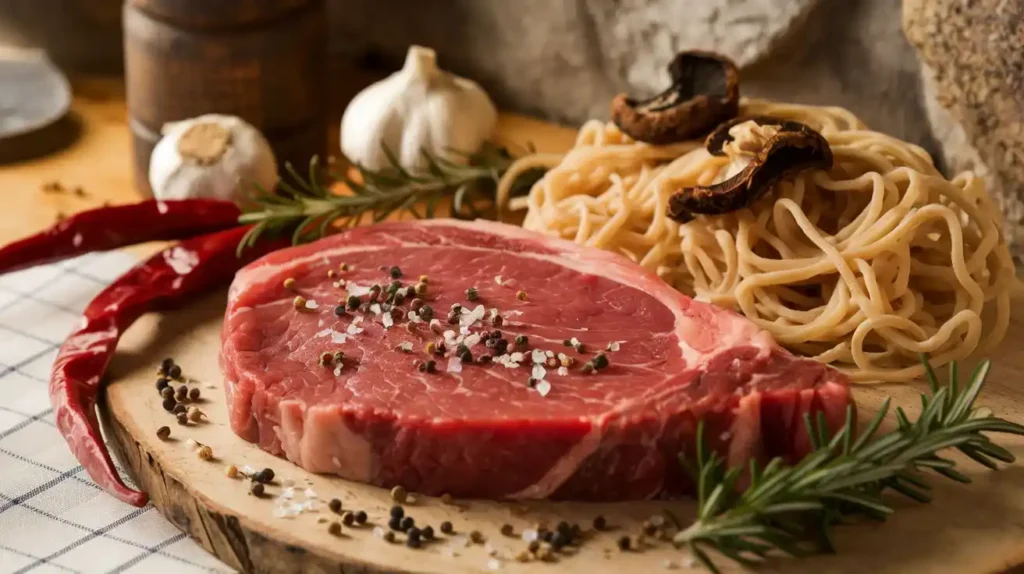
<box><xmin>340</xmin><ymin>45</ymin><xmax>498</xmax><ymax>173</ymax></box>
<box><xmin>148</xmin><ymin>114</ymin><xmax>278</xmax><ymax>204</ymax></box>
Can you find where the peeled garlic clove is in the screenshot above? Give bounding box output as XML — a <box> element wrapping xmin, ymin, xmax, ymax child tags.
<box><xmin>148</xmin><ymin>114</ymin><xmax>278</xmax><ymax>204</ymax></box>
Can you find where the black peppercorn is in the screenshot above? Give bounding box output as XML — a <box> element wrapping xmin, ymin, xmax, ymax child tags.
<box><xmin>440</xmin><ymin>521</ymin><xmax>453</xmax><ymax>534</ymax></box>
<box><xmin>156</xmin><ymin>377</ymin><xmax>170</xmax><ymax>390</ymax></box>
<box><xmin>342</xmin><ymin>512</ymin><xmax>356</xmax><ymax>526</ymax></box>
<box><xmin>250</xmin><ymin>482</ymin><xmax>265</xmax><ymax>497</ymax></box>
<box><xmin>173</xmin><ymin>404</ymin><xmax>187</xmax><ymax>415</ymax></box>
<box><xmin>328</xmin><ymin>498</ymin><xmax>342</xmax><ymax>513</ymax></box>
<box><xmin>617</xmin><ymin>536</ymin><xmax>631</xmax><ymax>551</ymax></box>
<box><xmin>347</xmin><ymin>295</ymin><xmax>360</xmax><ymax>310</ymax></box>
<box><xmin>400</xmin><ymin>516</ymin><xmax>414</xmax><ymax>531</ymax></box>
<box><xmin>188</xmin><ymin>387</ymin><xmax>201</xmax><ymax>401</ymax></box>
<box><xmin>160</xmin><ymin>358</ymin><xmax>175</xmax><ymax>372</ymax></box>
<box><xmin>593</xmin><ymin>515</ymin><xmax>607</xmax><ymax>530</ymax></box>
<box><xmin>388</xmin><ymin>516</ymin><xmax>403</xmax><ymax>531</ymax></box>
<box><xmin>528</xmin><ymin>540</ymin><xmax>540</xmax><ymax>553</ymax></box>
<box><xmin>551</xmin><ymin>532</ymin><xmax>569</xmax><ymax>550</ymax></box>
<box><xmin>410</xmin><ymin>299</ymin><xmax>424</xmax><ymax>312</ymax></box>
<box><xmin>160</xmin><ymin>386</ymin><xmax>174</xmax><ymax>399</ymax></box>
<box><xmin>593</xmin><ymin>353</ymin><xmax>609</xmax><ymax>369</ymax></box>
<box><xmin>167</xmin><ymin>364</ymin><xmax>182</xmax><ymax>379</ymax></box>
<box><xmin>421</xmin><ymin>525</ymin><xmax>434</xmax><ymax>540</ymax></box>
<box><xmin>406</xmin><ymin>536</ymin><xmax>421</xmax><ymax>549</ymax></box>
<box><xmin>390</xmin><ymin>505</ymin><xmax>404</xmax><ymax>519</ymax></box>
<box><xmin>162</xmin><ymin>397</ymin><xmax>176</xmax><ymax>412</ymax></box>
<box><xmin>419</xmin><ymin>304</ymin><xmax>434</xmax><ymax>321</ymax></box>
<box><xmin>355</xmin><ymin>511</ymin><xmax>367</xmax><ymax>524</ymax></box>
<box><xmin>253</xmin><ymin>468</ymin><xmax>274</xmax><ymax>483</ymax></box>
<box><xmin>491</xmin><ymin>314</ymin><xmax>503</xmax><ymax>327</ymax></box>
<box><xmin>389</xmin><ymin>266</ymin><xmax>402</xmax><ymax>279</ymax></box>
<box><xmin>417</xmin><ymin>362</ymin><xmax>427</xmax><ymax>373</ymax></box>
<box><xmin>333</xmin><ymin>305</ymin><xmax>346</xmax><ymax>317</ymax></box>
<box><xmin>425</xmin><ymin>360</ymin><xmax>437</xmax><ymax>374</ymax></box>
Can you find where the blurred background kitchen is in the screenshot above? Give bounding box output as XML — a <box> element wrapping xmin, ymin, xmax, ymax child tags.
<box><xmin>0</xmin><ymin>0</ymin><xmax>1020</xmax><ymax>255</ymax></box>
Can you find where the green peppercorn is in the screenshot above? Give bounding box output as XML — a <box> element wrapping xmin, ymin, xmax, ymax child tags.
<box><xmin>515</xmin><ymin>335</ymin><xmax>528</xmax><ymax>348</ymax></box>
<box><xmin>465</xmin><ymin>287</ymin><xmax>479</xmax><ymax>301</ymax></box>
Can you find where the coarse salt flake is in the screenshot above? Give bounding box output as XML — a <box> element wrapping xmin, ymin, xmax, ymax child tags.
<box><xmin>535</xmin><ymin>380</ymin><xmax>552</xmax><ymax>397</ymax></box>
<box><xmin>494</xmin><ymin>275</ymin><xmax>503</xmax><ymax>285</ymax></box>
<box><xmin>557</xmin><ymin>366</ymin><xmax>568</xmax><ymax>376</ymax></box>
<box><xmin>305</xmin><ymin>299</ymin><xmax>319</xmax><ymax>310</ymax></box>
<box><xmin>488</xmin><ymin>558</ymin><xmax>501</xmax><ymax>570</ymax></box>
<box><xmin>608</xmin><ymin>341</ymin><xmax>622</xmax><ymax>352</ymax></box>
<box><xmin>370</xmin><ymin>303</ymin><xmax>382</xmax><ymax>315</ymax></box>
<box><xmin>570</xmin><ymin>337</ymin><xmax>580</xmax><ymax>346</ymax></box>
<box><xmin>399</xmin><ymin>341</ymin><xmax>413</xmax><ymax>352</ymax></box>
<box><xmin>545</xmin><ymin>350</ymin><xmax>554</xmax><ymax>358</ymax></box>
<box><xmin>333</xmin><ymin>365</ymin><xmax>343</xmax><ymax>376</ymax></box>
<box><xmin>315</xmin><ymin>328</ymin><xmax>332</xmax><ymax>338</ymax></box>
<box><xmin>281</xmin><ymin>487</ymin><xmax>295</xmax><ymax>499</ymax></box>
<box><xmin>347</xmin><ymin>283</ymin><xmax>371</xmax><ymax>296</ymax></box>
<box><xmin>408</xmin><ymin>311</ymin><xmax>421</xmax><ymax>323</ymax></box>
<box><xmin>330</xmin><ymin>331</ymin><xmax>347</xmax><ymax>344</ymax></box>
<box><xmin>346</xmin><ymin>323</ymin><xmax>363</xmax><ymax>335</ymax></box>
<box><xmin>465</xmin><ymin>334</ymin><xmax>482</xmax><ymax>347</ymax></box>
<box><xmin>447</xmin><ymin>357</ymin><xmax>463</xmax><ymax>373</ymax></box>
<box><xmin>382</xmin><ymin>312</ymin><xmax>394</xmax><ymax>329</ymax></box>
<box><xmin>530</xmin><ymin>349</ymin><xmax>545</xmax><ymax>364</ymax></box>
<box><xmin>532</xmin><ymin>364</ymin><xmax>547</xmax><ymax>380</ymax></box>
<box><xmin>373</xmin><ymin>526</ymin><xmax>385</xmax><ymax>539</ymax></box>
<box><xmin>521</xmin><ymin>529</ymin><xmax>538</xmax><ymax>542</ymax></box>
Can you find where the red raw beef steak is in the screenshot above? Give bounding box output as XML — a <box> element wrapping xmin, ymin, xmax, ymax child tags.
<box><xmin>221</xmin><ymin>219</ymin><xmax>851</xmax><ymax>500</ymax></box>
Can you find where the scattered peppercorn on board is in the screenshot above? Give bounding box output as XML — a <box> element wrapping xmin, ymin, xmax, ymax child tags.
<box><xmin>4</xmin><ymin>81</ymin><xmax>1024</xmax><ymax>573</ymax></box>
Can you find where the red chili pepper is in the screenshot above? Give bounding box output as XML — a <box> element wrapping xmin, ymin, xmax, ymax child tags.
<box><xmin>0</xmin><ymin>199</ymin><xmax>241</xmax><ymax>275</ymax></box>
<box><xmin>49</xmin><ymin>225</ymin><xmax>287</xmax><ymax>506</ymax></box>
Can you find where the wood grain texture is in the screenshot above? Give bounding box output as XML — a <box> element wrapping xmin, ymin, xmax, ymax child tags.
<box><xmin>101</xmin><ymin>287</ymin><xmax>1024</xmax><ymax>574</ymax></box>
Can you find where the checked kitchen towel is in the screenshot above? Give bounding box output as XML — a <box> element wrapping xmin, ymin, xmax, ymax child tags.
<box><xmin>0</xmin><ymin>252</ymin><xmax>231</xmax><ymax>574</ymax></box>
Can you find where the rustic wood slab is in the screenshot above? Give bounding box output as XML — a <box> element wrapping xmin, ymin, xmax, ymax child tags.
<box><xmin>102</xmin><ymin>281</ymin><xmax>1024</xmax><ymax>574</ymax></box>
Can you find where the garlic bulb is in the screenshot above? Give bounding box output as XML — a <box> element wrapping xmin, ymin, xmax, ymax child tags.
<box><xmin>148</xmin><ymin>114</ymin><xmax>278</xmax><ymax>204</ymax></box>
<box><xmin>340</xmin><ymin>45</ymin><xmax>498</xmax><ymax>173</ymax></box>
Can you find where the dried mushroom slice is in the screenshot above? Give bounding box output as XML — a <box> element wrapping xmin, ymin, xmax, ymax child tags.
<box><xmin>610</xmin><ymin>51</ymin><xmax>740</xmax><ymax>145</ymax></box>
<box><xmin>668</xmin><ymin>117</ymin><xmax>833</xmax><ymax>223</ymax></box>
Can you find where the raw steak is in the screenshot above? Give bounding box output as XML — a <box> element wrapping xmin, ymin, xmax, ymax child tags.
<box><xmin>221</xmin><ymin>219</ymin><xmax>851</xmax><ymax>500</ymax></box>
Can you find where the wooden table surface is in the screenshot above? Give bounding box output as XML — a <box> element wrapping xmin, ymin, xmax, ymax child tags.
<box><xmin>0</xmin><ymin>77</ymin><xmax>577</xmax><ymax>247</ymax></box>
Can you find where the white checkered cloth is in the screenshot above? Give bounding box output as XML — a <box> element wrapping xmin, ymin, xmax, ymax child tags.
<box><xmin>0</xmin><ymin>252</ymin><xmax>232</xmax><ymax>574</ymax></box>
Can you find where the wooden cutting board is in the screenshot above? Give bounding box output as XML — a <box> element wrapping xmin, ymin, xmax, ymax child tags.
<box><xmin>4</xmin><ymin>79</ymin><xmax>1024</xmax><ymax>574</ymax></box>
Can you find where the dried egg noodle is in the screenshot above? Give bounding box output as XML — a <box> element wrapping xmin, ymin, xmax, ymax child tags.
<box><xmin>496</xmin><ymin>99</ymin><xmax>1014</xmax><ymax>383</ymax></box>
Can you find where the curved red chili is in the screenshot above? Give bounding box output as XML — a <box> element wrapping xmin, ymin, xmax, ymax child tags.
<box><xmin>49</xmin><ymin>225</ymin><xmax>287</xmax><ymax>506</ymax></box>
<box><xmin>0</xmin><ymin>199</ymin><xmax>241</xmax><ymax>275</ymax></box>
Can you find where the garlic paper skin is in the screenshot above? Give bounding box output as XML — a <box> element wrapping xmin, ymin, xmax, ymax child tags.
<box><xmin>148</xmin><ymin>114</ymin><xmax>278</xmax><ymax>205</ymax></box>
<box><xmin>340</xmin><ymin>45</ymin><xmax>498</xmax><ymax>173</ymax></box>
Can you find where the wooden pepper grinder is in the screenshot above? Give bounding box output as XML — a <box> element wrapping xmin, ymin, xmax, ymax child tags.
<box><xmin>123</xmin><ymin>0</ymin><xmax>327</xmax><ymax>196</ymax></box>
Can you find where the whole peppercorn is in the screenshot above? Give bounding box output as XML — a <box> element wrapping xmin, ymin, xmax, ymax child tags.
<box><xmin>162</xmin><ymin>397</ymin><xmax>176</xmax><ymax>412</ymax></box>
<box><xmin>175</xmin><ymin>385</ymin><xmax>188</xmax><ymax>401</ymax></box>
<box><xmin>440</xmin><ymin>521</ymin><xmax>454</xmax><ymax>535</ymax></box>
<box><xmin>156</xmin><ymin>426</ymin><xmax>171</xmax><ymax>440</ymax></box>
<box><xmin>160</xmin><ymin>386</ymin><xmax>174</xmax><ymax>399</ymax></box>
<box><xmin>175</xmin><ymin>412</ymin><xmax>188</xmax><ymax>425</ymax></box>
<box><xmin>355</xmin><ymin>511</ymin><xmax>368</xmax><ymax>524</ymax></box>
<box><xmin>388</xmin><ymin>516</ymin><xmax>403</xmax><ymax>531</ymax></box>
<box><xmin>173</xmin><ymin>404</ymin><xmax>187</xmax><ymax>415</ymax></box>
<box><xmin>254</xmin><ymin>468</ymin><xmax>275</xmax><ymax>483</ymax></box>
<box><xmin>420</xmin><ymin>525</ymin><xmax>434</xmax><ymax>540</ymax></box>
<box><xmin>342</xmin><ymin>512</ymin><xmax>356</xmax><ymax>527</ymax></box>
<box><xmin>156</xmin><ymin>377</ymin><xmax>170</xmax><ymax>391</ymax></box>
<box><xmin>160</xmin><ymin>358</ymin><xmax>175</xmax><ymax>373</ymax></box>
<box><xmin>188</xmin><ymin>387</ymin><xmax>201</xmax><ymax>401</ymax></box>
<box><xmin>328</xmin><ymin>522</ymin><xmax>342</xmax><ymax>536</ymax></box>
<box><xmin>400</xmin><ymin>516</ymin><xmax>414</xmax><ymax>531</ymax></box>
<box><xmin>250</xmin><ymin>482</ymin><xmax>265</xmax><ymax>497</ymax></box>
<box><xmin>593</xmin><ymin>515</ymin><xmax>607</xmax><ymax>530</ymax></box>
<box><xmin>328</xmin><ymin>499</ymin><xmax>342</xmax><ymax>513</ymax></box>
<box><xmin>617</xmin><ymin>535</ymin><xmax>631</xmax><ymax>551</ymax></box>
<box><xmin>465</xmin><ymin>287</ymin><xmax>479</xmax><ymax>301</ymax></box>
<box><xmin>389</xmin><ymin>266</ymin><xmax>402</xmax><ymax>279</ymax></box>
<box><xmin>390</xmin><ymin>505</ymin><xmax>404</xmax><ymax>519</ymax></box>
<box><xmin>167</xmin><ymin>364</ymin><xmax>182</xmax><ymax>379</ymax></box>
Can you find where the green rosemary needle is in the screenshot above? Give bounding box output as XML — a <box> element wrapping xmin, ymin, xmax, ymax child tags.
<box><xmin>674</xmin><ymin>356</ymin><xmax>1024</xmax><ymax>573</ymax></box>
<box><xmin>236</xmin><ymin>142</ymin><xmax>545</xmax><ymax>255</ymax></box>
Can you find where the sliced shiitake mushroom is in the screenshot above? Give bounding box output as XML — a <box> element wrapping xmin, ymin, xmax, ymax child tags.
<box><xmin>611</xmin><ymin>51</ymin><xmax>739</xmax><ymax>145</ymax></box>
<box><xmin>668</xmin><ymin>117</ymin><xmax>833</xmax><ymax>223</ymax></box>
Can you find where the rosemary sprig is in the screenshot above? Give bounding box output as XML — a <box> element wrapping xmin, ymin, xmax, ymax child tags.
<box><xmin>236</xmin><ymin>143</ymin><xmax>545</xmax><ymax>255</ymax></box>
<box><xmin>676</xmin><ymin>356</ymin><xmax>1024</xmax><ymax>573</ymax></box>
